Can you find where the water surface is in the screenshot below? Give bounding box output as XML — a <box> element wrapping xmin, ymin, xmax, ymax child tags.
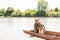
<box><xmin>0</xmin><ymin>17</ymin><xmax>60</xmax><ymax>40</ymax></box>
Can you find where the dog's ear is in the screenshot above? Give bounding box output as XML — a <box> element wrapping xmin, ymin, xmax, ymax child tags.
<box><xmin>41</xmin><ymin>24</ymin><xmax>44</xmax><ymax>27</ymax></box>
<box><xmin>42</xmin><ymin>25</ymin><xmax>44</xmax><ymax>27</ymax></box>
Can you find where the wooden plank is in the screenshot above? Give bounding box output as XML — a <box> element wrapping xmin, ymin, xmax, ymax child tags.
<box><xmin>45</xmin><ymin>31</ymin><xmax>60</xmax><ymax>36</ymax></box>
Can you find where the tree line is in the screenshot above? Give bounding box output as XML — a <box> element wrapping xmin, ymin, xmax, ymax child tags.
<box><xmin>0</xmin><ymin>0</ymin><xmax>60</xmax><ymax>17</ymax></box>
<box><xmin>0</xmin><ymin>7</ymin><xmax>60</xmax><ymax>17</ymax></box>
<box><xmin>0</xmin><ymin>7</ymin><xmax>37</xmax><ymax>17</ymax></box>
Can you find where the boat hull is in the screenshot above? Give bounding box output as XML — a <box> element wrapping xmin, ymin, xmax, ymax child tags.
<box><xmin>23</xmin><ymin>30</ymin><xmax>60</xmax><ymax>40</ymax></box>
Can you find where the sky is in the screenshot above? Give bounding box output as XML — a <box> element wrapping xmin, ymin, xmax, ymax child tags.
<box><xmin>0</xmin><ymin>0</ymin><xmax>60</xmax><ymax>11</ymax></box>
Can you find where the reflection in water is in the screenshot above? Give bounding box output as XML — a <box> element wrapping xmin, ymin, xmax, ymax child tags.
<box><xmin>0</xmin><ymin>17</ymin><xmax>60</xmax><ymax>40</ymax></box>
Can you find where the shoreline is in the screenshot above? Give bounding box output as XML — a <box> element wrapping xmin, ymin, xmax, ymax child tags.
<box><xmin>0</xmin><ymin>16</ymin><xmax>60</xmax><ymax>18</ymax></box>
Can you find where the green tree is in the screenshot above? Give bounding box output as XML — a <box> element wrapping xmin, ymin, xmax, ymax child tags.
<box><xmin>34</xmin><ymin>0</ymin><xmax>48</xmax><ymax>17</ymax></box>
<box><xmin>24</xmin><ymin>9</ymin><xmax>32</xmax><ymax>17</ymax></box>
<box><xmin>34</xmin><ymin>11</ymin><xmax>46</xmax><ymax>17</ymax></box>
<box><xmin>11</xmin><ymin>9</ymin><xmax>22</xmax><ymax>17</ymax></box>
<box><xmin>30</xmin><ymin>9</ymin><xmax>37</xmax><ymax>16</ymax></box>
<box><xmin>4</xmin><ymin>7</ymin><xmax>14</xmax><ymax>16</ymax></box>
<box><xmin>57</xmin><ymin>9</ymin><xmax>60</xmax><ymax>16</ymax></box>
<box><xmin>0</xmin><ymin>8</ymin><xmax>5</xmax><ymax>16</ymax></box>
<box><xmin>55</xmin><ymin>7</ymin><xmax>58</xmax><ymax>12</ymax></box>
<box><xmin>52</xmin><ymin>7</ymin><xmax>59</xmax><ymax>17</ymax></box>
<box><xmin>46</xmin><ymin>9</ymin><xmax>55</xmax><ymax>17</ymax></box>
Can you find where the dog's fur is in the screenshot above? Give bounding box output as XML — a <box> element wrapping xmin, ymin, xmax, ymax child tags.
<box><xmin>39</xmin><ymin>27</ymin><xmax>45</xmax><ymax>34</ymax></box>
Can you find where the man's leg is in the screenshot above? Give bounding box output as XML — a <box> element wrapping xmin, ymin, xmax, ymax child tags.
<box><xmin>37</xmin><ymin>29</ymin><xmax>39</xmax><ymax>33</ymax></box>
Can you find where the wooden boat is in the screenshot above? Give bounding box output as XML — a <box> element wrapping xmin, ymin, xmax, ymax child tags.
<box><xmin>23</xmin><ymin>30</ymin><xmax>60</xmax><ymax>40</ymax></box>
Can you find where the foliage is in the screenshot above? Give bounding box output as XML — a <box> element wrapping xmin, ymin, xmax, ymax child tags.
<box><xmin>0</xmin><ymin>8</ymin><xmax>5</xmax><ymax>16</ymax></box>
<box><xmin>0</xmin><ymin>0</ymin><xmax>60</xmax><ymax>17</ymax></box>
<box><xmin>4</xmin><ymin>7</ymin><xmax>14</xmax><ymax>16</ymax></box>
<box><xmin>55</xmin><ymin>7</ymin><xmax>58</xmax><ymax>12</ymax></box>
<box><xmin>23</xmin><ymin>9</ymin><xmax>37</xmax><ymax>17</ymax></box>
<box><xmin>23</xmin><ymin>9</ymin><xmax>31</xmax><ymax>17</ymax></box>
<box><xmin>37</xmin><ymin>0</ymin><xmax>48</xmax><ymax>17</ymax></box>
<box><xmin>34</xmin><ymin>11</ymin><xmax>46</xmax><ymax>17</ymax></box>
<box><xmin>11</xmin><ymin>9</ymin><xmax>23</xmax><ymax>17</ymax></box>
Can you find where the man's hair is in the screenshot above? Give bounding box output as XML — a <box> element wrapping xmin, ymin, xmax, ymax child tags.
<box><xmin>35</xmin><ymin>18</ymin><xmax>39</xmax><ymax>21</ymax></box>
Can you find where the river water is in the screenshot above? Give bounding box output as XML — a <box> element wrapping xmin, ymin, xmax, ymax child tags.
<box><xmin>0</xmin><ymin>17</ymin><xmax>60</xmax><ymax>40</ymax></box>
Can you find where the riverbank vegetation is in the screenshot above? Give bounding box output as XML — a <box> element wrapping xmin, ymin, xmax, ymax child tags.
<box><xmin>0</xmin><ymin>0</ymin><xmax>60</xmax><ymax>17</ymax></box>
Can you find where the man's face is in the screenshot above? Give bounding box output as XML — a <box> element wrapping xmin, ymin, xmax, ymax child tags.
<box><xmin>35</xmin><ymin>19</ymin><xmax>39</xmax><ymax>23</ymax></box>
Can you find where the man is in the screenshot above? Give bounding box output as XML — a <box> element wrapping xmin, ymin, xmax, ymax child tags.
<box><xmin>34</xmin><ymin>19</ymin><xmax>45</xmax><ymax>34</ymax></box>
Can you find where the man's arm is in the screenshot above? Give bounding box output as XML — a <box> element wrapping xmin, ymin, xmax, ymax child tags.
<box><xmin>34</xmin><ymin>23</ymin><xmax>37</xmax><ymax>32</ymax></box>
